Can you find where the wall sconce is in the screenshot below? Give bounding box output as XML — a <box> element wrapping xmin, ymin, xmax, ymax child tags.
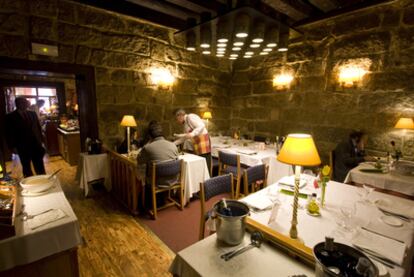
<box><xmin>395</xmin><ymin>118</ymin><xmax>414</xmax><ymax>130</ymax></box>
<box><xmin>338</xmin><ymin>66</ymin><xmax>367</xmax><ymax>87</ymax></box>
<box><xmin>150</xmin><ymin>68</ymin><xmax>175</xmax><ymax>89</ymax></box>
<box><xmin>202</xmin><ymin>111</ymin><xmax>212</xmax><ymax>130</ymax></box>
<box><xmin>273</xmin><ymin>73</ymin><xmax>294</xmax><ymax>90</ymax></box>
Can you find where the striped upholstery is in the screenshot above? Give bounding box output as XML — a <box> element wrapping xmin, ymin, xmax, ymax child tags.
<box><xmin>153</xmin><ymin>159</ymin><xmax>181</xmax><ymax>188</ymax></box>
<box><xmin>203</xmin><ymin>174</ymin><xmax>232</xmax><ymax>201</ymax></box>
<box><xmin>218</xmin><ymin>151</ymin><xmax>238</xmax><ymax>166</ymax></box>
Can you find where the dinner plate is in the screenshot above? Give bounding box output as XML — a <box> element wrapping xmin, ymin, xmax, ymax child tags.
<box><xmin>380</xmin><ymin>215</ymin><xmax>403</xmax><ymax>227</ymax></box>
<box><xmin>21</xmin><ymin>186</ymin><xmax>55</xmax><ymax>197</ymax></box>
<box><xmin>371</xmin><ymin>260</ymin><xmax>388</xmax><ymax>276</ymax></box>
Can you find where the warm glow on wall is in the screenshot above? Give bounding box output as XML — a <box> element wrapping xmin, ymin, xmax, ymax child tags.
<box><xmin>150</xmin><ymin>68</ymin><xmax>175</xmax><ymax>89</ymax></box>
<box><xmin>338</xmin><ymin>66</ymin><xmax>367</xmax><ymax>87</ymax></box>
<box><xmin>273</xmin><ymin>73</ymin><xmax>293</xmax><ymax>90</ymax></box>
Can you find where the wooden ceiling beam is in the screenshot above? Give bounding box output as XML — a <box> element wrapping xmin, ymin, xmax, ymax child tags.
<box><xmin>127</xmin><ymin>0</ymin><xmax>200</xmax><ymax>19</ymax></box>
<box><xmin>261</xmin><ymin>0</ymin><xmax>320</xmax><ymax>21</ymax></box>
<box><xmin>184</xmin><ymin>0</ymin><xmax>227</xmax><ymax>13</ymax></box>
<box><xmin>166</xmin><ymin>0</ymin><xmax>219</xmax><ymax>15</ymax></box>
<box><xmin>70</xmin><ymin>0</ymin><xmax>187</xmax><ymax>30</ymax></box>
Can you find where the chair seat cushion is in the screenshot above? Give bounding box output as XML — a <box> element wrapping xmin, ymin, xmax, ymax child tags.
<box><xmin>157</xmin><ymin>176</ymin><xmax>179</xmax><ymax>188</ymax></box>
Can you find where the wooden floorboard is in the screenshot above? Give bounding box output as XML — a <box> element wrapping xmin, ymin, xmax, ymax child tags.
<box><xmin>6</xmin><ymin>155</ymin><xmax>174</xmax><ymax>277</ymax></box>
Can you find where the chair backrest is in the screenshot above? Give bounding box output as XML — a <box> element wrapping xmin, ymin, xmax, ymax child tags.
<box><xmin>253</xmin><ymin>136</ymin><xmax>266</xmax><ymax>142</ymax></box>
<box><xmin>151</xmin><ymin>159</ymin><xmax>183</xmax><ymax>187</ymax></box>
<box><xmin>202</xmin><ymin>174</ymin><xmax>233</xmax><ymax>201</ymax></box>
<box><xmin>245</xmin><ymin>164</ymin><xmax>267</xmax><ymax>185</ymax></box>
<box><xmin>218</xmin><ymin>151</ymin><xmax>238</xmax><ymax>167</ymax></box>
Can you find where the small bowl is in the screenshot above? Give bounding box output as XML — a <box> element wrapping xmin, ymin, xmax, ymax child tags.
<box><xmin>20</xmin><ymin>175</ymin><xmax>55</xmax><ymax>193</ymax></box>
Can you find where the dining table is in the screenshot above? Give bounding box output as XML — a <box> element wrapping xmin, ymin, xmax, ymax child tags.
<box><xmin>243</xmin><ymin>175</ymin><xmax>414</xmax><ymax>277</ymax></box>
<box><xmin>344</xmin><ymin>161</ymin><xmax>414</xmax><ymax>197</ymax></box>
<box><xmin>210</xmin><ymin>136</ymin><xmax>293</xmax><ymax>184</ymax></box>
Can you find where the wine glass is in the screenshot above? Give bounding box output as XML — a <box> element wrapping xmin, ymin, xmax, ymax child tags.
<box><xmin>265</xmin><ymin>137</ymin><xmax>271</xmax><ymax>145</ymax></box>
<box><xmin>339</xmin><ymin>200</ymin><xmax>356</xmax><ymax>230</ymax></box>
<box><xmin>357</xmin><ymin>185</ymin><xmax>374</xmax><ymax>205</ymax></box>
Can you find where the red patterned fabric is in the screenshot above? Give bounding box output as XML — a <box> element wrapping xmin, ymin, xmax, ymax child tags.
<box><xmin>192</xmin><ymin>134</ymin><xmax>211</xmax><ymax>154</ymax></box>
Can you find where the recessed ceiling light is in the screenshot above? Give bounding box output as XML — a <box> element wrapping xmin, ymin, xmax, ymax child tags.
<box><xmin>217</xmin><ymin>54</ymin><xmax>224</xmax><ymax>57</ymax></box>
<box><xmin>278</xmin><ymin>47</ymin><xmax>288</xmax><ymax>52</ymax></box>
<box><xmin>263</xmin><ymin>48</ymin><xmax>272</xmax><ymax>52</ymax></box>
<box><xmin>245</xmin><ymin>51</ymin><xmax>254</xmax><ymax>55</ymax></box>
<box><xmin>243</xmin><ymin>55</ymin><xmax>252</xmax><ymax>58</ymax></box>
<box><xmin>259</xmin><ymin>52</ymin><xmax>269</xmax><ymax>55</ymax></box>
<box><xmin>186</xmin><ymin>47</ymin><xmax>196</xmax><ymax>51</ymax></box>
<box><xmin>217</xmin><ymin>38</ymin><xmax>228</xmax><ymax>43</ymax></box>
<box><xmin>217</xmin><ymin>47</ymin><xmax>226</xmax><ymax>52</ymax></box>
<box><xmin>229</xmin><ymin>57</ymin><xmax>237</xmax><ymax>60</ymax></box>
<box><xmin>236</xmin><ymin>33</ymin><xmax>248</xmax><ymax>38</ymax></box>
<box><xmin>202</xmin><ymin>50</ymin><xmax>211</xmax><ymax>54</ymax></box>
<box><xmin>252</xmin><ymin>38</ymin><xmax>263</xmax><ymax>43</ymax></box>
<box><xmin>230</xmin><ymin>54</ymin><xmax>238</xmax><ymax>57</ymax></box>
<box><xmin>233</xmin><ymin>42</ymin><xmax>244</xmax><ymax>46</ymax></box>
<box><xmin>232</xmin><ymin>47</ymin><xmax>241</xmax><ymax>51</ymax></box>
<box><xmin>200</xmin><ymin>43</ymin><xmax>210</xmax><ymax>48</ymax></box>
<box><xmin>217</xmin><ymin>43</ymin><xmax>227</xmax><ymax>48</ymax></box>
<box><xmin>250</xmin><ymin>44</ymin><xmax>260</xmax><ymax>48</ymax></box>
<box><xmin>267</xmin><ymin>43</ymin><xmax>277</xmax><ymax>47</ymax></box>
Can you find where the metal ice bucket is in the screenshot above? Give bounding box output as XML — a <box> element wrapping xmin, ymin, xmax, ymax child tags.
<box><xmin>214</xmin><ymin>200</ymin><xmax>250</xmax><ymax>246</ymax></box>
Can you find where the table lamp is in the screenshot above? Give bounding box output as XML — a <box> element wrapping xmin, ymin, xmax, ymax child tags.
<box><xmin>202</xmin><ymin>111</ymin><xmax>212</xmax><ymax>130</ymax></box>
<box><xmin>120</xmin><ymin>115</ymin><xmax>137</xmax><ymax>153</ymax></box>
<box><xmin>394</xmin><ymin>118</ymin><xmax>414</xmax><ymax>129</ymax></box>
<box><xmin>277</xmin><ymin>134</ymin><xmax>321</xmax><ymax>239</ymax></box>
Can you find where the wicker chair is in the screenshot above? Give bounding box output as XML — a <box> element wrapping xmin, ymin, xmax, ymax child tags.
<box><xmin>199</xmin><ymin>174</ymin><xmax>233</xmax><ymax>240</ymax></box>
<box><xmin>218</xmin><ymin>151</ymin><xmax>241</xmax><ymax>198</ymax></box>
<box><xmin>150</xmin><ymin>159</ymin><xmax>184</xmax><ymax>220</ymax></box>
<box><xmin>238</xmin><ymin>164</ymin><xmax>269</xmax><ymax>198</ymax></box>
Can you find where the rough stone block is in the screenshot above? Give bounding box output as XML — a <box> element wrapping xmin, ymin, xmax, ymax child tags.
<box><xmin>287</xmin><ymin>43</ymin><xmax>315</xmax><ymax>62</ymax></box>
<box><xmin>96</xmin><ymin>85</ymin><xmax>115</xmax><ymax>104</ymax></box>
<box><xmin>152</xmin><ymin>90</ymin><xmax>173</xmax><ymax>105</ymax></box>
<box><xmin>296</xmin><ymin>76</ymin><xmax>326</xmax><ymax>92</ymax></box>
<box><xmin>90</xmin><ymin>49</ymin><xmax>126</xmax><ymax>68</ymax></box>
<box><xmin>198</xmin><ymin>80</ymin><xmax>226</xmax><ymax>96</ymax></box>
<box><xmin>132</xmin><ymin>71</ymin><xmax>149</xmax><ymax>86</ymax></box>
<box><xmin>111</xmin><ymin>69</ymin><xmax>133</xmax><ymax>84</ymax></box>
<box><xmin>134</xmin><ymin>87</ymin><xmax>153</xmax><ymax>103</ymax></box>
<box><xmin>382</xmin><ymin>8</ymin><xmax>401</xmax><ymax>27</ymax></box>
<box><xmin>367</xmin><ymin>70</ymin><xmax>414</xmax><ymax>91</ymax></box>
<box><xmin>124</xmin><ymin>54</ymin><xmax>152</xmax><ymax>69</ymax></box>
<box><xmin>231</xmin><ymin>84</ymin><xmax>251</xmax><ymax>97</ymax></box>
<box><xmin>177</xmin><ymin>65</ymin><xmax>205</xmax><ymax>79</ymax></box>
<box><xmin>255</xmin><ymin>121</ymin><xmax>281</xmax><ymax>134</ymax></box>
<box><xmin>333</xmin><ymin>13</ymin><xmax>380</xmax><ymax>36</ymax></box>
<box><xmin>58</xmin><ymin>0</ymin><xmax>75</xmax><ymax>23</ymax></box>
<box><xmin>298</xmin><ymin>60</ymin><xmax>326</xmax><ymax>77</ymax></box>
<box><xmin>0</xmin><ymin>34</ymin><xmax>27</xmax><ymax>58</ymax></box>
<box><xmin>200</xmin><ymin>55</ymin><xmax>219</xmax><ymax>69</ymax></box>
<box><xmin>251</xmin><ymin>80</ymin><xmax>275</xmax><ymax>95</ymax></box>
<box><xmin>173</xmin><ymin>94</ymin><xmax>198</xmax><ymax>107</ymax></box>
<box><xmin>403</xmin><ymin>6</ymin><xmax>414</xmax><ymax>26</ymax></box>
<box><xmin>30</xmin><ymin>16</ymin><xmax>57</xmax><ymax>41</ymax></box>
<box><xmin>58</xmin><ymin>44</ymin><xmax>74</xmax><ymax>63</ymax></box>
<box><xmin>397</xmin><ymin>27</ymin><xmax>414</xmax><ymax>50</ymax></box>
<box><xmin>150</xmin><ymin>40</ymin><xmax>180</xmax><ymax>61</ymax></box>
<box><xmin>173</xmin><ymin>79</ymin><xmax>198</xmax><ymax>94</ymax></box>
<box><xmin>29</xmin><ymin>0</ymin><xmax>57</xmax><ymax>18</ymax></box>
<box><xmin>74</xmin><ymin>45</ymin><xmax>91</xmax><ymax>64</ymax></box>
<box><xmin>115</xmin><ymin>86</ymin><xmax>134</xmax><ymax>104</ymax></box>
<box><xmin>102</xmin><ymin>33</ymin><xmax>149</xmax><ymax>55</ymax></box>
<box><xmin>239</xmin><ymin>107</ymin><xmax>269</xmax><ymax>120</ymax></box>
<box><xmin>95</xmin><ymin>67</ymin><xmax>111</xmax><ymax>85</ymax></box>
<box><xmin>332</xmin><ymin>32</ymin><xmax>390</xmax><ymax>58</ymax></box>
<box><xmin>0</xmin><ymin>0</ymin><xmax>25</xmax><ymax>12</ymax></box>
<box><xmin>58</xmin><ymin>23</ymin><xmax>102</xmax><ymax>48</ymax></box>
<box><xmin>125</xmin><ymin>19</ymin><xmax>170</xmax><ymax>43</ymax></box>
<box><xmin>77</xmin><ymin>6</ymin><xmax>125</xmax><ymax>32</ymax></box>
<box><xmin>0</xmin><ymin>13</ymin><xmax>26</xmax><ymax>34</ymax></box>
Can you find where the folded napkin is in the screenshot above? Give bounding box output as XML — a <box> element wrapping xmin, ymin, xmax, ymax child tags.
<box><xmin>28</xmin><ymin>209</ymin><xmax>67</xmax><ymax>230</ymax></box>
<box><xmin>236</xmin><ymin>149</ymin><xmax>257</xmax><ymax>155</ymax></box>
<box><xmin>375</xmin><ymin>199</ymin><xmax>414</xmax><ymax>219</ymax></box>
<box><xmin>352</xmin><ymin>228</ymin><xmax>406</xmax><ymax>265</ymax></box>
<box><xmin>241</xmin><ymin>193</ymin><xmax>273</xmax><ymax>211</ymax></box>
<box><xmin>278</xmin><ymin>175</ymin><xmax>307</xmax><ymax>188</ymax></box>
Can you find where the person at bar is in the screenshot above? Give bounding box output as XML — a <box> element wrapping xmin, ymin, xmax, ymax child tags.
<box><xmin>333</xmin><ymin>130</ymin><xmax>376</xmax><ymax>182</ymax></box>
<box><xmin>173</xmin><ymin>109</ymin><xmax>211</xmax><ymax>173</ymax></box>
<box><xmin>5</xmin><ymin>97</ymin><xmax>46</xmax><ymax>177</ymax></box>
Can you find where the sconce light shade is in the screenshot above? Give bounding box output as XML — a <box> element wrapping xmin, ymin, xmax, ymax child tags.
<box><xmin>278</xmin><ymin>23</ymin><xmax>289</xmax><ymax>52</ymax></box>
<box><xmin>235</xmin><ymin>13</ymin><xmax>250</xmax><ymax>38</ymax></box>
<box><xmin>395</xmin><ymin>118</ymin><xmax>414</xmax><ymax>129</ymax></box>
<box><xmin>186</xmin><ymin>31</ymin><xmax>196</xmax><ymax>51</ymax></box>
<box><xmin>202</xmin><ymin>111</ymin><xmax>212</xmax><ymax>119</ymax></box>
<box><xmin>120</xmin><ymin>115</ymin><xmax>137</xmax><ymax>127</ymax></box>
<box><xmin>277</xmin><ymin>134</ymin><xmax>321</xmax><ymax>166</ymax></box>
<box><xmin>273</xmin><ymin>73</ymin><xmax>294</xmax><ymax>89</ymax></box>
<box><xmin>150</xmin><ymin>68</ymin><xmax>175</xmax><ymax>88</ymax></box>
<box><xmin>252</xmin><ymin>20</ymin><xmax>265</xmax><ymax>43</ymax></box>
<box><xmin>338</xmin><ymin>66</ymin><xmax>367</xmax><ymax>87</ymax></box>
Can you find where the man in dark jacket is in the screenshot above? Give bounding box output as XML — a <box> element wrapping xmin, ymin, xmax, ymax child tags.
<box><xmin>5</xmin><ymin>97</ymin><xmax>46</xmax><ymax>177</ymax></box>
<box><xmin>333</xmin><ymin>130</ymin><xmax>375</xmax><ymax>182</ymax></box>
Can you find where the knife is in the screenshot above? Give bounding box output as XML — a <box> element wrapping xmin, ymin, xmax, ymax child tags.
<box><xmin>361</xmin><ymin>226</ymin><xmax>405</xmax><ymax>244</ymax></box>
<box><xmin>353</xmin><ymin>244</ymin><xmax>400</xmax><ymax>267</ymax></box>
<box><xmin>379</xmin><ymin>209</ymin><xmax>411</xmax><ymax>222</ymax></box>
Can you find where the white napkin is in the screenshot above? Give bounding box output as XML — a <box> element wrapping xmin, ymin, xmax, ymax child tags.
<box><xmin>241</xmin><ymin>193</ymin><xmax>273</xmax><ymax>211</ymax></box>
<box><xmin>352</xmin><ymin>228</ymin><xmax>406</xmax><ymax>265</ymax></box>
<box><xmin>28</xmin><ymin>209</ymin><xmax>67</xmax><ymax>230</ymax></box>
<box><xmin>375</xmin><ymin>199</ymin><xmax>414</xmax><ymax>219</ymax></box>
<box><xmin>278</xmin><ymin>175</ymin><xmax>307</xmax><ymax>188</ymax></box>
<box><xmin>236</xmin><ymin>149</ymin><xmax>257</xmax><ymax>155</ymax></box>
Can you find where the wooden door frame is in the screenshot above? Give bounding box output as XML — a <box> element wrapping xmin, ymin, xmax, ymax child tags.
<box><xmin>0</xmin><ymin>57</ymin><xmax>98</xmax><ymax>169</ymax></box>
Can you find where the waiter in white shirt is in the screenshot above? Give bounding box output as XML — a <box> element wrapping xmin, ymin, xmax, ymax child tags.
<box><xmin>174</xmin><ymin>109</ymin><xmax>211</xmax><ymax>174</ymax></box>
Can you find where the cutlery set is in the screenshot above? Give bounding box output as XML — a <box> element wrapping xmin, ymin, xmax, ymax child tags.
<box><xmin>220</xmin><ymin>231</ymin><xmax>263</xmax><ymax>261</ymax></box>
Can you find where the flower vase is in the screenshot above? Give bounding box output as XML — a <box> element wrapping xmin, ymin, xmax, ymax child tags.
<box><xmin>321</xmin><ymin>182</ymin><xmax>327</xmax><ymax>208</ymax></box>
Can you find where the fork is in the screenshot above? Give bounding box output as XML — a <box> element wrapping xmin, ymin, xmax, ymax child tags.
<box><xmin>22</xmin><ymin>209</ymin><xmax>55</xmax><ymax>221</ymax></box>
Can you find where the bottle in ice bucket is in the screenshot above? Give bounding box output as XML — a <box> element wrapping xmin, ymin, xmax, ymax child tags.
<box><xmin>220</xmin><ymin>198</ymin><xmax>232</xmax><ymax>216</ymax></box>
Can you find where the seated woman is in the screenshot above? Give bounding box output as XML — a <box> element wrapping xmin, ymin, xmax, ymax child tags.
<box><xmin>117</xmin><ymin>128</ymin><xmax>145</xmax><ymax>154</ymax></box>
<box><xmin>333</xmin><ymin>130</ymin><xmax>376</xmax><ymax>182</ymax></box>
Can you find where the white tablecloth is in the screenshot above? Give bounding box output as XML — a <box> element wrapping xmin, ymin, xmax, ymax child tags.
<box><xmin>247</xmin><ymin>177</ymin><xmax>414</xmax><ymax>277</ymax></box>
<box><xmin>169</xmin><ymin>232</ymin><xmax>314</xmax><ymax>277</ymax></box>
<box><xmin>344</xmin><ymin>163</ymin><xmax>414</xmax><ymax>196</ymax></box>
<box><xmin>210</xmin><ymin>136</ymin><xmax>293</xmax><ymax>184</ymax></box>
<box><xmin>76</xmin><ymin>152</ymin><xmax>111</xmax><ymax>196</ymax></box>
<box><xmin>179</xmin><ymin>153</ymin><xmax>210</xmax><ymax>205</ymax></box>
<box><xmin>0</xmin><ymin>181</ymin><xmax>82</xmax><ymax>271</ymax></box>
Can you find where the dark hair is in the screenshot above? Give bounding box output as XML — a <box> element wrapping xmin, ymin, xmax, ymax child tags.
<box><xmin>349</xmin><ymin>130</ymin><xmax>366</xmax><ymax>143</ymax></box>
<box><xmin>148</xmin><ymin>121</ymin><xmax>163</xmax><ymax>139</ymax></box>
<box><xmin>15</xmin><ymin>97</ymin><xmax>28</xmax><ymax>109</ymax></box>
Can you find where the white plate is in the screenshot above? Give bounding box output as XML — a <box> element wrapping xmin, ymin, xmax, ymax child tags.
<box><xmin>21</xmin><ymin>186</ymin><xmax>55</xmax><ymax>197</ymax></box>
<box><xmin>380</xmin><ymin>215</ymin><xmax>403</xmax><ymax>227</ymax></box>
<box><xmin>371</xmin><ymin>260</ymin><xmax>389</xmax><ymax>276</ymax></box>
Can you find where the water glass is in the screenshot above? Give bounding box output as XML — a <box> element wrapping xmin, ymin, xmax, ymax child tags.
<box><xmin>339</xmin><ymin>200</ymin><xmax>356</xmax><ymax>230</ymax></box>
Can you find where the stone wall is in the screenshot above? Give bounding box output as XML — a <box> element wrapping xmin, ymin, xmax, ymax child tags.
<box><xmin>230</xmin><ymin>1</ymin><xmax>414</xmax><ymax>163</ymax></box>
<box><xmin>0</xmin><ymin>0</ymin><xmax>232</xmax><ymax>146</ymax></box>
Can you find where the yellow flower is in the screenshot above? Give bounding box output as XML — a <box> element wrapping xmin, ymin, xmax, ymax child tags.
<box><xmin>322</xmin><ymin>165</ymin><xmax>331</xmax><ymax>176</ymax></box>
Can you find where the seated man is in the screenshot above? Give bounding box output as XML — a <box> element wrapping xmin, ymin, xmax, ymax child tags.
<box><xmin>333</xmin><ymin>130</ymin><xmax>375</xmax><ymax>182</ymax></box>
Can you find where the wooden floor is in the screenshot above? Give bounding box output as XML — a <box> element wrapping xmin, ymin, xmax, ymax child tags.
<box><xmin>6</xmin><ymin>156</ymin><xmax>174</xmax><ymax>277</ymax></box>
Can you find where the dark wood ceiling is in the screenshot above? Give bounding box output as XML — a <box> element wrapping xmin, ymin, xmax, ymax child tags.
<box><xmin>71</xmin><ymin>0</ymin><xmax>392</xmax><ymax>31</ymax></box>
